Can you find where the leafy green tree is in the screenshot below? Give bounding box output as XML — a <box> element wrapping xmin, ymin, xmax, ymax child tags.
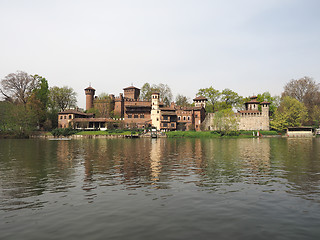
<box><xmin>197</xmin><ymin>86</ymin><xmax>221</xmax><ymax>112</ymax></box>
<box><xmin>140</xmin><ymin>83</ymin><xmax>173</xmax><ymax>105</ymax></box>
<box><xmin>220</xmin><ymin>88</ymin><xmax>242</xmax><ymax>109</ymax></box>
<box><xmin>282</xmin><ymin>76</ymin><xmax>320</xmax><ymax>125</ymax></box>
<box><xmin>140</xmin><ymin>83</ymin><xmax>152</xmax><ymax>101</ymax></box>
<box><xmin>256</xmin><ymin>92</ymin><xmax>280</xmax><ymax>116</ymax></box>
<box><xmin>49</xmin><ymin>86</ymin><xmax>77</xmax><ymax>111</ymax></box>
<box><xmin>175</xmin><ymin>94</ymin><xmax>191</xmax><ymax>107</ymax></box>
<box><xmin>32</xmin><ymin>75</ymin><xmax>49</xmax><ymax>108</ymax></box>
<box><xmin>270</xmin><ymin>96</ymin><xmax>308</xmax><ymax>132</ymax></box>
<box><xmin>212</xmin><ymin>108</ymin><xmax>239</xmax><ymax>134</ymax></box>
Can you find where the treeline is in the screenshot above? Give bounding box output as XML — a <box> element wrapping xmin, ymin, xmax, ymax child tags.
<box><xmin>0</xmin><ymin>71</ymin><xmax>77</xmax><ymax>137</ymax></box>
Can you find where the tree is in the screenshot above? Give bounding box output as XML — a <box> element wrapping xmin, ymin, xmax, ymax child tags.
<box><xmin>140</xmin><ymin>83</ymin><xmax>152</xmax><ymax>101</ymax></box>
<box><xmin>32</xmin><ymin>75</ymin><xmax>49</xmax><ymax>109</ymax></box>
<box><xmin>220</xmin><ymin>88</ymin><xmax>242</xmax><ymax>109</ymax></box>
<box><xmin>140</xmin><ymin>83</ymin><xmax>173</xmax><ymax>105</ymax></box>
<box><xmin>48</xmin><ymin>86</ymin><xmax>77</xmax><ymax>111</ymax></box>
<box><xmin>212</xmin><ymin>109</ymin><xmax>239</xmax><ymax>134</ymax></box>
<box><xmin>256</xmin><ymin>92</ymin><xmax>280</xmax><ymax>116</ymax></box>
<box><xmin>282</xmin><ymin>76</ymin><xmax>319</xmax><ymax>104</ymax></box>
<box><xmin>270</xmin><ymin>96</ymin><xmax>308</xmax><ymax>132</ymax></box>
<box><xmin>175</xmin><ymin>94</ymin><xmax>191</xmax><ymax>107</ymax></box>
<box><xmin>282</xmin><ymin>76</ymin><xmax>320</xmax><ymax>124</ymax></box>
<box><xmin>197</xmin><ymin>86</ymin><xmax>221</xmax><ymax>112</ymax></box>
<box><xmin>0</xmin><ymin>71</ymin><xmax>37</xmax><ymax>104</ymax></box>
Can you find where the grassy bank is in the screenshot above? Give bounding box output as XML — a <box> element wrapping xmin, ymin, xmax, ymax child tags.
<box><xmin>75</xmin><ymin>130</ymin><xmax>134</xmax><ymax>136</ymax></box>
<box><xmin>166</xmin><ymin>130</ymin><xmax>279</xmax><ymax>138</ymax></box>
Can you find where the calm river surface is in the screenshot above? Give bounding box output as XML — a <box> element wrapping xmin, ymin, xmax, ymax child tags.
<box><xmin>1</xmin><ymin>138</ymin><xmax>320</xmax><ymax>240</ymax></box>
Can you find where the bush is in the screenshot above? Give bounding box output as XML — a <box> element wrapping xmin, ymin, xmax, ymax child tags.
<box><xmin>51</xmin><ymin>127</ymin><xmax>78</xmax><ymax>137</ymax></box>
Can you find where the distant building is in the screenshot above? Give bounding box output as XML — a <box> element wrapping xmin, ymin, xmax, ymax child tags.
<box><xmin>58</xmin><ymin>85</ymin><xmax>208</xmax><ymax>131</ymax></box>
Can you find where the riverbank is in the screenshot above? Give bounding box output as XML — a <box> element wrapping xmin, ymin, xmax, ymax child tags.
<box><xmin>166</xmin><ymin>130</ymin><xmax>280</xmax><ymax>138</ymax></box>
<box><xmin>27</xmin><ymin>130</ymin><xmax>282</xmax><ymax>139</ymax></box>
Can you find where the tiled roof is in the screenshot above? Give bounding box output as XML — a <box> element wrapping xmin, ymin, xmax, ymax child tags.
<box><xmin>58</xmin><ymin>110</ymin><xmax>93</xmax><ymax>116</ymax></box>
<box><xmin>123</xmin><ymin>86</ymin><xmax>140</xmax><ymax>90</ymax></box>
<box><xmin>193</xmin><ymin>96</ymin><xmax>208</xmax><ymax>101</ymax></box>
<box><xmin>85</xmin><ymin>86</ymin><xmax>95</xmax><ymax>91</ymax></box>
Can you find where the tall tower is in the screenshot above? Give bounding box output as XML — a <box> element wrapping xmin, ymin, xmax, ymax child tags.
<box><xmin>261</xmin><ymin>101</ymin><xmax>270</xmax><ymax>117</ymax></box>
<box><xmin>193</xmin><ymin>96</ymin><xmax>208</xmax><ymax>108</ymax></box>
<box><xmin>85</xmin><ymin>86</ymin><xmax>96</xmax><ymax>110</ymax></box>
<box><xmin>151</xmin><ymin>92</ymin><xmax>160</xmax><ymax>130</ymax></box>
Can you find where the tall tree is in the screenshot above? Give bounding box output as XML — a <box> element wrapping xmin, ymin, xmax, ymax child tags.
<box><xmin>140</xmin><ymin>83</ymin><xmax>152</xmax><ymax>101</ymax></box>
<box><xmin>282</xmin><ymin>76</ymin><xmax>319</xmax><ymax>104</ymax></box>
<box><xmin>140</xmin><ymin>83</ymin><xmax>173</xmax><ymax>105</ymax></box>
<box><xmin>270</xmin><ymin>96</ymin><xmax>308</xmax><ymax>132</ymax></box>
<box><xmin>197</xmin><ymin>86</ymin><xmax>221</xmax><ymax>111</ymax></box>
<box><xmin>221</xmin><ymin>88</ymin><xmax>242</xmax><ymax>108</ymax></box>
<box><xmin>282</xmin><ymin>76</ymin><xmax>320</xmax><ymax>124</ymax></box>
<box><xmin>0</xmin><ymin>71</ymin><xmax>37</xmax><ymax>104</ymax></box>
<box><xmin>175</xmin><ymin>94</ymin><xmax>191</xmax><ymax>107</ymax></box>
<box><xmin>256</xmin><ymin>92</ymin><xmax>280</xmax><ymax>116</ymax></box>
<box><xmin>49</xmin><ymin>86</ymin><xmax>77</xmax><ymax>111</ymax></box>
<box><xmin>212</xmin><ymin>108</ymin><xmax>239</xmax><ymax>134</ymax></box>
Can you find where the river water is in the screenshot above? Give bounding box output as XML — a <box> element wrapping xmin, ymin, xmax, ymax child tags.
<box><xmin>0</xmin><ymin>138</ymin><xmax>320</xmax><ymax>240</ymax></box>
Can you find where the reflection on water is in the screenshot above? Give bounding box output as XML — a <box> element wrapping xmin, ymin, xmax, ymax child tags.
<box><xmin>1</xmin><ymin>138</ymin><xmax>320</xmax><ymax>239</ymax></box>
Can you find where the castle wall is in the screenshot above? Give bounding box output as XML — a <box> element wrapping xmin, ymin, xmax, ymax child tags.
<box><xmin>238</xmin><ymin>113</ymin><xmax>269</xmax><ymax>130</ymax></box>
<box><xmin>203</xmin><ymin>112</ymin><xmax>270</xmax><ymax>131</ymax></box>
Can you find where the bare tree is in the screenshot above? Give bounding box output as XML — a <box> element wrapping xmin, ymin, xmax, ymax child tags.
<box><xmin>282</xmin><ymin>77</ymin><xmax>320</xmax><ymax>105</ymax></box>
<box><xmin>0</xmin><ymin>71</ymin><xmax>37</xmax><ymax>104</ymax></box>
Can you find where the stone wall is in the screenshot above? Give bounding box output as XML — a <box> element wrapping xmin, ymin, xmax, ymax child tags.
<box><xmin>202</xmin><ymin>112</ymin><xmax>270</xmax><ymax>131</ymax></box>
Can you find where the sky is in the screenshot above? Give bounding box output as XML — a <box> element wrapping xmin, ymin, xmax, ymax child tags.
<box><xmin>0</xmin><ymin>0</ymin><xmax>319</xmax><ymax>109</ymax></box>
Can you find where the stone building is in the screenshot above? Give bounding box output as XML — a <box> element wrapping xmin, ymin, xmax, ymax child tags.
<box><xmin>203</xmin><ymin>96</ymin><xmax>270</xmax><ymax>131</ymax></box>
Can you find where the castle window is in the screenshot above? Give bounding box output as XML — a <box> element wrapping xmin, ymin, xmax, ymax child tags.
<box><xmin>134</xmin><ymin>115</ymin><xmax>138</xmax><ymax>118</ymax></box>
<box><xmin>187</xmin><ymin>116</ymin><xmax>190</xmax><ymax>121</ymax></box>
<box><xmin>171</xmin><ymin>123</ymin><xmax>175</xmax><ymax>127</ymax></box>
<box><xmin>195</xmin><ymin>115</ymin><xmax>198</xmax><ymax>118</ymax></box>
<box><xmin>140</xmin><ymin>115</ymin><xmax>144</xmax><ymax>118</ymax></box>
<box><xmin>69</xmin><ymin>115</ymin><xmax>72</xmax><ymax>119</ymax></box>
<box><xmin>60</xmin><ymin>116</ymin><xmax>63</xmax><ymax>119</ymax></box>
<box><xmin>64</xmin><ymin>116</ymin><xmax>66</xmax><ymax>119</ymax></box>
<box><xmin>183</xmin><ymin>116</ymin><xmax>186</xmax><ymax>121</ymax></box>
<box><xmin>128</xmin><ymin>115</ymin><xmax>132</xmax><ymax>118</ymax></box>
<box><xmin>163</xmin><ymin>123</ymin><xmax>168</xmax><ymax>127</ymax></box>
<box><xmin>178</xmin><ymin>116</ymin><xmax>181</xmax><ymax>120</ymax></box>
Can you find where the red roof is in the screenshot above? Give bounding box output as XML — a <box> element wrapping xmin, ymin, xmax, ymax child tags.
<box><xmin>261</xmin><ymin>101</ymin><xmax>270</xmax><ymax>104</ymax></box>
<box><xmin>193</xmin><ymin>96</ymin><xmax>208</xmax><ymax>101</ymax></box>
<box><xmin>85</xmin><ymin>86</ymin><xmax>95</xmax><ymax>91</ymax></box>
<box><xmin>123</xmin><ymin>86</ymin><xmax>140</xmax><ymax>90</ymax></box>
<box><xmin>58</xmin><ymin>110</ymin><xmax>93</xmax><ymax>116</ymax></box>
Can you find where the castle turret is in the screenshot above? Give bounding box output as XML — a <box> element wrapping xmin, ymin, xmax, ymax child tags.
<box><xmin>85</xmin><ymin>86</ymin><xmax>96</xmax><ymax>110</ymax></box>
<box><xmin>245</xmin><ymin>96</ymin><xmax>259</xmax><ymax>111</ymax></box>
<box><xmin>261</xmin><ymin>101</ymin><xmax>270</xmax><ymax>117</ymax></box>
<box><xmin>193</xmin><ymin>96</ymin><xmax>208</xmax><ymax>108</ymax></box>
<box><xmin>151</xmin><ymin>92</ymin><xmax>160</xmax><ymax>130</ymax></box>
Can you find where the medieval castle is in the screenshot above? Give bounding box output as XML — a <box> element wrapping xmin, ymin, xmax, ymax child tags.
<box><xmin>58</xmin><ymin>85</ymin><xmax>270</xmax><ymax>131</ymax></box>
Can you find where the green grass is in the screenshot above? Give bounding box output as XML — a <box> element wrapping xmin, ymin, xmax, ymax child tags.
<box><xmin>166</xmin><ymin>131</ymin><xmax>221</xmax><ymax>138</ymax></box>
<box><xmin>75</xmin><ymin>130</ymin><xmax>133</xmax><ymax>135</ymax></box>
<box><xmin>166</xmin><ymin>130</ymin><xmax>279</xmax><ymax>138</ymax></box>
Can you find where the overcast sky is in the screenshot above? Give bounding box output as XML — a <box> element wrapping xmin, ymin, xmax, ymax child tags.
<box><xmin>0</xmin><ymin>0</ymin><xmax>319</xmax><ymax>108</ymax></box>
